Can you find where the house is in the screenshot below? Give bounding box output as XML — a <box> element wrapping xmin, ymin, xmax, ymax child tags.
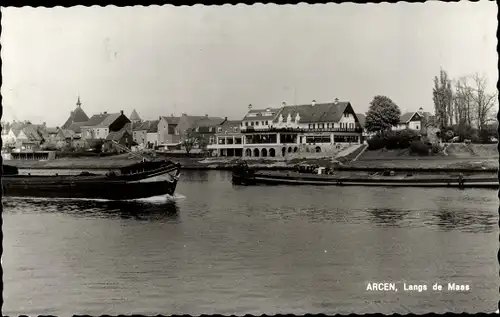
<box><xmin>176</xmin><ymin>114</ymin><xmax>225</xmax><ymax>140</ymax></box>
<box><xmin>392</xmin><ymin>108</ymin><xmax>433</xmax><ymax>132</ymax></box>
<box><xmin>241</xmin><ymin>99</ymin><xmax>363</xmax><ymax>158</ymax></box>
<box><xmin>13</xmin><ymin>123</ymin><xmax>45</xmax><ymax>151</ymax></box>
<box><xmin>80</xmin><ymin>110</ymin><xmax>131</xmax><ymax>140</ymax></box>
<box><xmin>40</xmin><ymin>127</ymin><xmax>67</xmax><ymax>149</ymax></box>
<box><xmin>132</xmin><ymin>120</ymin><xmax>159</xmax><ymax>148</ymax></box>
<box><xmin>158</xmin><ymin>115</ymin><xmax>181</xmax><ymax>146</ymax></box>
<box><xmin>61</xmin><ymin>96</ymin><xmax>90</xmax><ymax>129</ymax></box>
<box><xmin>103</xmin><ymin>124</ymin><xmax>134</xmax><ymax>152</ymax></box>
<box><xmin>206</xmin><ymin>119</ymin><xmax>244</xmax><ymax>157</ymax></box>
<box><xmin>186</xmin><ymin>116</ymin><xmax>227</xmax><ymax>152</ymax></box>
<box><xmin>240</xmin><ymin>104</ymin><xmax>281</xmax><ymax>132</ymax></box>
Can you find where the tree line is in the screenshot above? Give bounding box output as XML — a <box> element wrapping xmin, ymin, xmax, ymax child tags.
<box><xmin>433</xmin><ymin>69</ymin><xmax>497</xmax><ymax>132</ymax></box>
<box><xmin>363</xmin><ymin>69</ymin><xmax>498</xmax><ymax>137</ymax></box>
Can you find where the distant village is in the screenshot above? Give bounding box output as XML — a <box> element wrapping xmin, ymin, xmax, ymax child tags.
<box><xmin>1</xmin><ymin>95</ymin><xmax>452</xmax><ymax>159</ymax></box>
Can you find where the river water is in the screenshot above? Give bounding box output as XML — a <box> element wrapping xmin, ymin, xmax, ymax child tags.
<box><xmin>2</xmin><ymin>170</ymin><xmax>499</xmax><ymax>315</ymax></box>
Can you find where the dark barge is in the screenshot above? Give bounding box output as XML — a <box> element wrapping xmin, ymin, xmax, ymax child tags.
<box><xmin>232</xmin><ymin>162</ymin><xmax>498</xmax><ymax>189</ymax></box>
<box><xmin>2</xmin><ymin>159</ymin><xmax>182</xmax><ymax>200</ymax></box>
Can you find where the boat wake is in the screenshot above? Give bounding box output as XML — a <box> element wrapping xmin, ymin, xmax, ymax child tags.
<box><xmin>126</xmin><ymin>193</ymin><xmax>186</xmax><ymax>204</ymax></box>
<box><xmin>5</xmin><ymin>192</ymin><xmax>186</xmax><ymax>204</ymax></box>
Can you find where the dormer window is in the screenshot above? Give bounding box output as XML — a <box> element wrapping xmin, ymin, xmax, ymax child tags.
<box><xmin>278</xmin><ymin>114</ymin><xmax>284</xmax><ymax>123</ymax></box>
<box><xmin>287</xmin><ymin>114</ymin><xmax>292</xmax><ymax>123</ymax></box>
<box><xmin>217</xmin><ymin>127</ymin><xmax>223</xmax><ymax>133</ymax></box>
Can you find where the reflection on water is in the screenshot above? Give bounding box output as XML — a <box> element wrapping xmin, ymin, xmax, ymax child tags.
<box><xmin>3</xmin><ymin>196</ymin><xmax>180</xmax><ymax>222</ymax></box>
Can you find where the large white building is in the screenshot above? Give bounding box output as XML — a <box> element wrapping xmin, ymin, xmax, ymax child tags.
<box><xmin>240</xmin><ymin>99</ymin><xmax>363</xmax><ymax>158</ymax></box>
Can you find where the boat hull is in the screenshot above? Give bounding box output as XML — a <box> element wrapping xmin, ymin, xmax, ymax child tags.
<box><xmin>2</xmin><ymin>160</ymin><xmax>182</xmax><ymax>200</ymax></box>
<box><xmin>232</xmin><ymin>168</ymin><xmax>499</xmax><ymax>189</ymax></box>
<box><xmin>2</xmin><ymin>177</ymin><xmax>178</xmax><ymax>200</ymax></box>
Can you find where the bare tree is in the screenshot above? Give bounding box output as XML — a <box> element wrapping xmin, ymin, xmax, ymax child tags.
<box><xmin>453</xmin><ymin>77</ymin><xmax>476</xmax><ymax>127</ymax></box>
<box><xmin>470</xmin><ymin>73</ymin><xmax>498</xmax><ymax>131</ymax></box>
<box><xmin>433</xmin><ymin>68</ymin><xmax>454</xmax><ymax>129</ymax></box>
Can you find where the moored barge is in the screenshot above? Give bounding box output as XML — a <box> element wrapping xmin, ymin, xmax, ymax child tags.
<box><xmin>232</xmin><ymin>162</ymin><xmax>498</xmax><ymax>189</ymax></box>
<box><xmin>2</xmin><ymin>159</ymin><xmax>182</xmax><ymax>200</ymax></box>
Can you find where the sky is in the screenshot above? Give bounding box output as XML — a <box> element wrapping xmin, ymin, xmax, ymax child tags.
<box><xmin>1</xmin><ymin>2</ymin><xmax>498</xmax><ymax>127</ymax></box>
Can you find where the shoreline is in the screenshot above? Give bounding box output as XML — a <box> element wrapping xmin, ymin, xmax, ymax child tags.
<box><xmin>3</xmin><ymin>155</ymin><xmax>498</xmax><ymax>174</ymax></box>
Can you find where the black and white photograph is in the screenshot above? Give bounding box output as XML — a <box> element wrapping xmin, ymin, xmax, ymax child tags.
<box><xmin>1</xmin><ymin>1</ymin><xmax>498</xmax><ymax>315</ymax></box>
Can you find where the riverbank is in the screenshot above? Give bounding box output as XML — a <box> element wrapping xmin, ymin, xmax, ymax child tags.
<box><xmin>4</xmin><ymin>153</ymin><xmax>498</xmax><ymax>174</ymax></box>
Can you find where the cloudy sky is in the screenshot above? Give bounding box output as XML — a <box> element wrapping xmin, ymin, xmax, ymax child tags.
<box><xmin>1</xmin><ymin>2</ymin><xmax>497</xmax><ymax>127</ymax></box>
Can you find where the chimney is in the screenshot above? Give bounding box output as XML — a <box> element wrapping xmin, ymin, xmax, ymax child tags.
<box><xmin>205</xmin><ymin>114</ymin><xmax>208</xmax><ymax>117</ymax></box>
<box><xmin>248</xmin><ymin>104</ymin><xmax>253</xmax><ymax>110</ymax></box>
<box><xmin>312</xmin><ymin>100</ymin><xmax>316</xmax><ymax>106</ymax></box>
<box><xmin>104</xmin><ymin>111</ymin><xmax>107</xmax><ymax>115</ymax></box>
<box><xmin>43</xmin><ymin>122</ymin><xmax>46</xmax><ymax>127</ymax></box>
<box><xmin>266</xmin><ymin>107</ymin><xmax>271</xmax><ymax>112</ymax></box>
<box><xmin>282</xmin><ymin>101</ymin><xmax>287</xmax><ymax>107</ymax></box>
<box><xmin>182</xmin><ymin>113</ymin><xmax>187</xmax><ymax>116</ymax></box>
<box><xmin>159</xmin><ymin>116</ymin><xmax>162</xmax><ymax>120</ymax></box>
<box><xmin>418</xmin><ymin>107</ymin><xmax>424</xmax><ymax>114</ymax></box>
<box><xmin>120</xmin><ymin>110</ymin><xmax>124</xmax><ymax>115</ymax></box>
<box><xmin>334</xmin><ymin>98</ymin><xmax>339</xmax><ymax>104</ymax></box>
<box><xmin>171</xmin><ymin>113</ymin><xmax>174</xmax><ymax>117</ymax></box>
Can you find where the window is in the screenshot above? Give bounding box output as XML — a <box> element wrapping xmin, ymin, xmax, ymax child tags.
<box><xmin>265</xmin><ymin>121</ymin><xmax>269</xmax><ymax>125</ymax></box>
<box><xmin>327</xmin><ymin>123</ymin><xmax>330</xmax><ymax>128</ymax></box>
<box><xmin>251</xmin><ymin>122</ymin><xmax>254</xmax><ymax>126</ymax></box>
<box><xmin>312</xmin><ymin>124</ymin><xmax>316</xmax><ymax>129</ymax></box>
<box><xmin>309</xmin><ymin>124</ymin><xmax>312</xmax><ymax>129</ymax></box>
<box><xmin>245</xmin><ymin>122</ymin><xmax>248</xmax><ymax>127</ymax></box>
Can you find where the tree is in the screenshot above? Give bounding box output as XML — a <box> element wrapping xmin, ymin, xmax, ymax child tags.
<box><xmin>433</xmin><ymin>68</ymin><xmax>454</xmax><ymax>129</ymax></box>
<box><xmin>364</xmin><ymin>95</ymin><xmax>402</xmax><ymax>133</ymax></box>
<box><xmin>181</xmin><ymin>130</ymin><xmax>197</xmax><ymax>154</ymax></box>
<box><xmin>470</xmin><ymin>73</ymin><xmax>498</xmax><ymax>132</ymax></box>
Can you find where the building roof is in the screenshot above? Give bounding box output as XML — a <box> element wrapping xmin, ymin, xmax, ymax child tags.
<box><xmin>243</xmin><ymin>108</ymin><xmax>281</xmax><ymax>121</ymax></box>
<box><xmin>160</xmin><ymin>116</ymin><xmax>180</xmax><ymax>125</ymax></box>
<box><xmin>17</xmin><ymin>124</ymin><xmax>43</xmax><ymax>141</ymax></box>
<box><xmin>62</xmin><ymin>106</ymin><xmax>90</xmax><ymax>129</ymax></box>
<box><xmin>106</xmin><ymin>130</ymin><xmax>126</xmax><ymax>141</ymax></box>
<box><xmin>59</xmin><ymin>129</ymin><xmax>77</xmax><ymax>139</ymax></box>
<box><xmin>193</xmin><ymin>116</ymin><xmax>226</xmax><ymax>128</ymax></box>
<box><xmin>399</xmin><ymin>112</ymin><xmax>417</xmax><ymax>123</ymax></box>
<box><xmin>45</xmin><ymin>127</ymin><xmax>59</xmax><ymax>134</ymax></box>
<box><xmin>97</xmin><ymin>113</ymin><xmax>122</xmax><ymax>127</ymax></box>
<box><xmin>273</xmin><ymin>101</ymin><xmax>353</xmax><ymax>123</ymax></box>
<box><xmin>217</xmin><ymin>120</ymin><xmax>241</xmax><ymax>134</ymax></box>
<box><xmin>356</xmin><ymin>113</ymin><xmax>366</xmax><ymax>127</ymax></box>
<box><xmin>82</xmin><ymin>113</ymin><xmax>122</xmax><ymax>128</ymax></box>
<box><xmin>130</xmin><ymin>109</ymin><xmax>141</xmax><ymax>121</ymax></box>
<box><xmin>67</xmin><ymin>122</ymin><xmax>86</xmax><ymax>133</ymax></box>
<box><xmin>132</xmin><ymin>120</ymin><xmax>159</xmax><ymax>133</ymax></box>
<box><xmin>106</xmin><ymin>125</ymin><xmax>131</xmax><ymax>141</ymax></box>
